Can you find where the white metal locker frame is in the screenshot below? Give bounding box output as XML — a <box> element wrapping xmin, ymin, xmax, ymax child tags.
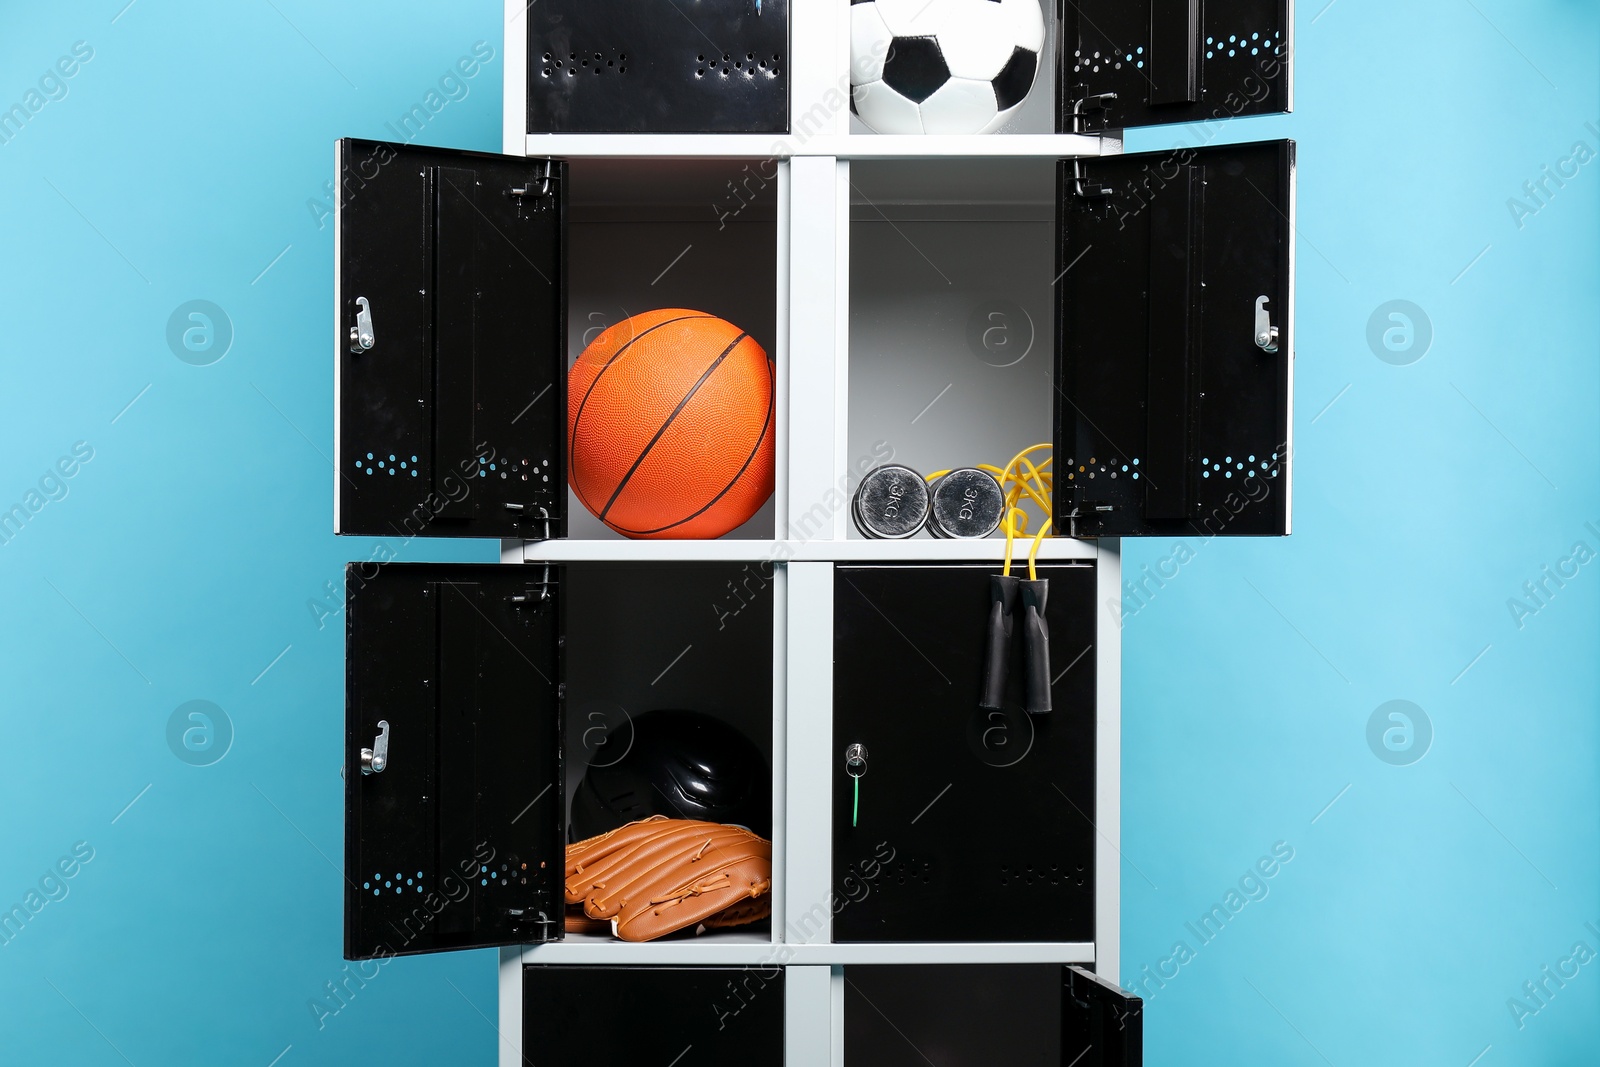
<box><xmin>498</xmin><ymin>2</ymin><xmax>1124</xmax><ymax>1062</ymax></box>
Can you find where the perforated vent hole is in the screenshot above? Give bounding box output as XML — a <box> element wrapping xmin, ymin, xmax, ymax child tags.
<box><xmin>354</xmin><ymin>452</ymin><xmax>418</xmax><ymax>477</ymax></box>
<box><xmin>546</xmin><ymin>48</ymin><xmax>628</xmax><ymax>78</ymax></box>
<box><xmin>367</xmin><ymin>871</ymin><xmax>424</xmax><ymax>896</ymax></box>
<box><xmin>1205</xmin><ymin>29</ymin><xmax>1284</xmax><ymax>61</ymax></box>
<box><xmin>1201</xmin><ymin>454</ymin><xmax>1279</xmax><ymax>480</ymax></box>
<box><xmin>998</xmin><ymin>862</ymin><xmax>1063</xmax><ymax>887</ymax></box>
<box><xmin>699</xmin><ymin>51</ymin><xmax>780</xmax><ymax>78</ymax></box>
<box><xmin>882</xmin><ymin>858</ymin><xmax>934</xmax><ymax>886</ymax></box>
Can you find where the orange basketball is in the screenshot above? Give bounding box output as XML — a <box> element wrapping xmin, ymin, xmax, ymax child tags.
<box><xmin>568</xmin><ymin>309</ymin><xmax>774</xmax><ymax>539</ymax></box>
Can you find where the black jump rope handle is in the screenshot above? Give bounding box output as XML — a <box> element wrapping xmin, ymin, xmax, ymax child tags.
<box><xmin>1019</xmin><ymin>579</ymin><xmax>1051</xmax><ymax>714</ymax></box>
<box><xmin>981</xmin><ymin>575</ymin><xmax>1052</xmax><ymax>714</ymax></box>
<box><xmin>980</xmin><ymin>575</ymin><xmax>1019</xmax><ymax>710</ymax></box>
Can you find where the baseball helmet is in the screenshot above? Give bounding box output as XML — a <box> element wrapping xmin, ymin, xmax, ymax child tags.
<box><xmin>569</xmin><ymin>709</ymin><xmax>771</xmax><ymax>840</ymax></box>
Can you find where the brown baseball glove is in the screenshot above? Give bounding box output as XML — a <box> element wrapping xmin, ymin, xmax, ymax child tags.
<box><xmin>565</xmin><ymin>816</ymin><xmax>772</xmax><ymax>942</ymax></box>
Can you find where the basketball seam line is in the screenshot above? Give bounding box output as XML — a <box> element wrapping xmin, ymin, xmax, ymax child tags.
<box><xmin>612</xmin><ymin>355</ymin><xmax>774</xmax><ymax>536</ymax></box>
<box><xmin>568</xmin><ymin>313</ymin><xmax>713</xmax><ymax>514</ymax></box>
<box><xmin>598</xmin><ymin>331</ymin><xmax>751</xmax><ymax>523</ymax></box>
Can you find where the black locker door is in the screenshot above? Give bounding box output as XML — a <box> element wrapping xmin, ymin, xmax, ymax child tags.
<box><xmin>344</xmin><ymin>563</ymin><xmax>563</xmax><ymax>960</ymax></box>
<box><xmin>832</xmin><ymin>563</ymin><xmax>1097</xmax><ymax>943</ymax></box>
<box><xmin>1054</xmin><ymin>139</ymin><xmax>1293</xmax><ymax>539</ymax></box>
<box><xmin>336</xmin><ymin>139</ymin><xmax>567</xmax><ymax>540</ymax></box>
<box><xmin>526</xmin><ymin>0</ymin><xmax>790</xmax><ymax>134</ymax></box>
<box><xmin>843</xmin><ymin>964</ymin><xmax>1144</xmax><ymax>1066</ymax></box>
<box><xmin>1059</xmin><ymin>0</ymin><xmax>1291</xmax><ymax>131</ymax></box>
<box><xmin>524</xmin><ymin>966</ymin><xmax>785</xmax><ymax>1065</ymax></box>
<box><xmin>1064</xmin><ymin>965</ymin><xmax>1144</xmax><ymax>1066</ymax></box>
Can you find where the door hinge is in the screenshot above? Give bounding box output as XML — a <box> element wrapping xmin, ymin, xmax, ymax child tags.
<box><xmin>1068</xmin><ymin>89</ymin><xmax>1118</xmax><ymax>134</ymax></box>
<box><xmin>1060</xmin><ymin>504</ymin><xmax>1116</xmax><ymax>540</ymax></box>
<box><xmin>509</xmin><ymin>571</ymin><xmax>553</xmax><ymax>605</ymax></box>
<box><xmin>507</xmin><ymin>908</ymin><xmax>561</xmax><ymax>943</ymax></box>
<box><xmin>1070</xmin><ymin>159</ymin><xmax>1113</xmax><ymax>201</ymax></box>
<box><xmin>510</xmin><ymin>159</ymin><xmax>559</xmax><ymax>200</ymax></box>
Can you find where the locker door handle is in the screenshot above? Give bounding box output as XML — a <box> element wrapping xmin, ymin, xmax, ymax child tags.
<box><xmin>348</xmin><ymin>296</ymin><xmax>375</xmax><ymax>353</ymax></box>
<box><xmin>361</xmin><ymin>720</ymin><xmax>390</xmax><ymax>775</ymax></box>
<box><xmin>1254</xmin><ymin>296</ymin><xmax>1280</xmax><ymax>354</ymax></box>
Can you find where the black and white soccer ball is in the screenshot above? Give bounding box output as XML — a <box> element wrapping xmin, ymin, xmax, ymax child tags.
<box><xmin>850</xmin><ymin>0</ymin><xmax>1046</xmax><ymax>134</ymax></box>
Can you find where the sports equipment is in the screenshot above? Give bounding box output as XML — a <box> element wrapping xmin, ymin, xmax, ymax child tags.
<box><xmin>926</xmin><ymin>468</ymin><xmax>1006</xmax><ymax>538</ymax></box>
<box><xmin>850</xmin><ymin>0</ymin><xmax>1046</xmax><ymax>135</ymax></box>
<box><xmin>853</xmin><ymin>465</ymin><xmax>930</xmax><ymax>539</ymax></box>
<box><xmin>565</xmin><ymin>816</ymin><xmax>772</xmax><ymax>942</ymax></box>
<box><xmin>569</xmin><ymin>709</ymin><xmax>773</xmax><ymax>840</ymax></box>
<box><xmin>568</xmin><ymin>309</ymin><xmax>775</xmax><ymax>539</ymax></box>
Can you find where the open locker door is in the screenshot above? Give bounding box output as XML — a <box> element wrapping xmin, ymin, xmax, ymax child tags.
<box><xmin>1059</xmin><ymin>0</ymin><xmax>1292</xmax><ymax>131</ymax></box>
<box><xmin>335</xmin><ymin>139</ymin><xmax>567</xmax><ymax>540</ymax></box>
<box><xmin>344</xmin><ymin>563</ymin><xmax>563</xmax><ymax>960</ymax></box>
<box><xmin>1054</xmin><ymin>139</ymin><xmax>1293</xmax><ymax>539</ymax></box>
<box><xmin>1063</xmin><ymin>966</ymin><xmax>1143</xmax><ymax>1065</ymax></box>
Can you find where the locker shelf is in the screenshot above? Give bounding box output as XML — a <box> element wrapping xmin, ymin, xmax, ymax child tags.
<box><xmin>520</xmin><ymin>133</ymin><xmax>1111</xmax><ymax>160</ymax></box>
<box><xmin>519</xmin><ymin>937</ymin><xmax>1094</xmax><ymax>966</ymax></box>
<box><xmin>517</xmin><ymin>537</ymin><xmax>1098</xmax><ymax>563</ymax></box>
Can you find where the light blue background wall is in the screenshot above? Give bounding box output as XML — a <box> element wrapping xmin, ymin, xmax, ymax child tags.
<box><xmin>0</xmin><ymin>1</ymin><xmax>1594</xmax><ymax>1064</ymax></box>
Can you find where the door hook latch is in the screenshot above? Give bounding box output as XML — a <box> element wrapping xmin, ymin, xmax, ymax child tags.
<box><xmin>349</xmin><ymin>296</ymin><xmax>375</xmax><ymax>353</ymax></box>
<box><xmin>1254</xmin><ymin>296</ymin><xmax>1280</xmax><ymax>354</ymax></box>
<box><xmin>361</xmin><ymin>720</ymin><xmax>389</xmax><ymax>775</ymax></box>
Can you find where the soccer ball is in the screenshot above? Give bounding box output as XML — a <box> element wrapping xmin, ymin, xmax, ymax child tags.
<box><xmin>850</xmin><ymin>0</ymin><xmax>1046</xmax><ymax>135</ymax></box>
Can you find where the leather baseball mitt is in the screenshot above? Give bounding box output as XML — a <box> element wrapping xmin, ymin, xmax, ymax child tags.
<box><xmin>565</xmin><ymin>816</ymin><xmax>772</xmax><ymax>942</ymax></box>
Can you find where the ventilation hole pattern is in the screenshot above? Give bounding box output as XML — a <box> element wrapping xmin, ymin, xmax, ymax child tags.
<box><xmin>696</xmin><ymin>51</ymin><xmax>781</xmax><ymax>79</ymax></box>
<box><xmin>542</xmin><ymin>50</ymin><xmax>628</xmax><ymax>78</ymax></box>
<box><xmin>1205</xmin><ymin>30</ymin><xmax>1286</xmax><ymax>61</ymax></box>
<box><xmin>1063</xmin><ymin>456</ymin><xmax>1141</xmax><ymax>482</ymax></box>
<box><xmin>999</xmin><ymin>862</ymin><xmax>1088</xmax><ymax>888</ymax></box>
<box><xmin>875</xmin><ymin>857</ymin><xmax>934</xmax><ymax>889</ymax></box>
<box><xmin>1199</xmin><ymin>452</ymin><xmax>1281</xmax><ymax>480</ymax></box>
<box><xmin>354</xmin><ymin>452</ymin><xmax>420</xmax><ymax>478</ymax></box>
<box><xmin>475</xmin><ymin>456</ymin><xmax>553</xmax><ymax>483</ymax></box>
<box><xmin>363</xmin><ymin>871</ymin><xmax>426</xmax><ymax>896</ymax></box>
<box><xmin>1071</xmin><ymin>31</ymin><xmax>1285</xmax><ymax>75</ymax></box>
<box><xmin>478</xmin><ymin>862</ymin><xmax>518</xmax><ymax>888</ymax></box>
<box><xmin>1071</xmin><ymin>45</ymin><xmax>1141</xmax><ymax>74</ymax></box>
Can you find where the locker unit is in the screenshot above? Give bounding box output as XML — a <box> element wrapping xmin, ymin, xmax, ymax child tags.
<box><xmin>330</xmin><ymin>2</ymin><xmax>1295</xmax><ymax>1063</ymax></box>
<box><xmin>344</xmin><ymin>562</ymin><xmax>776</xmax><ymax>960</ymax></box>
<box><xmin>334</xmin><ymin>143</ymin><xmax>779</xmax><ymax>542</ymax></box>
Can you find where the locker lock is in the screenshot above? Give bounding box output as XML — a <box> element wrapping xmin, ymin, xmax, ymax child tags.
<box><xmin>361</xmin><ymin>720</ymin><xmax>390</xmax><ymax>775</ymax></box>
<box><xmin>845</xmin><ymin>744</ymin><xmax>868</xmax><ymax>829</ymax></box>
<box><xmin>844</xmin><ymin>743</ymin><xmax>868</xmax><ymax>777</ymax></box>
<box><xmin>1254</xmin><ymin>296</ymin><xmax>1280</xmax><ymax>354</ymax></box>
<box><xmin>349</xmin><ymin>296</ymin><xmax>375</xmax><ymax>353</ymax></box>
